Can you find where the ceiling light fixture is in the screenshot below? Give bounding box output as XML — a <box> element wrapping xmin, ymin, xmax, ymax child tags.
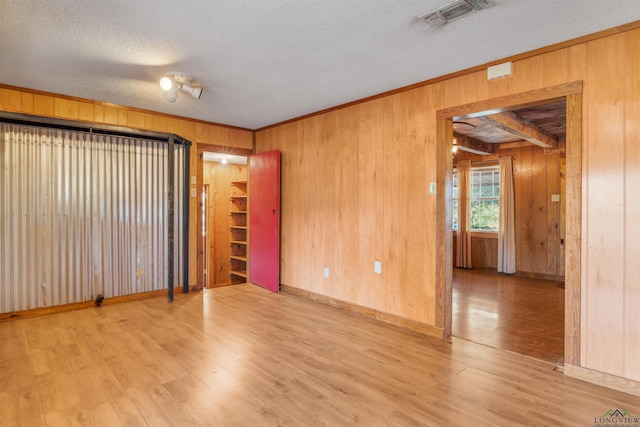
<box><xmin>159</xmin><ymin>72</ymin><xmax>203</xmax><ymax>102</ymax></box>
<box><xmin>420</xmin><ymin>0</ymin><xmax>492</xmax><ymax>29</ymax></box>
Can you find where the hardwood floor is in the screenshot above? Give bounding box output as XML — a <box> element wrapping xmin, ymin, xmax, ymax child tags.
<box><xmin>2</xmin><ymin>283</ymin><xmax>638</xmax><ymax>426</ymax></box>
<box><xmin>453</xmin><ymin>268</ymin><xmax>564</xmax><ymax>364</ymax></box>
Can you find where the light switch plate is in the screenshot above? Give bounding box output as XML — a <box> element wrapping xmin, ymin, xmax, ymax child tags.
<box><xmin>429</xmin><ymin>182</ymin><xmax>437</xmax><ymax>195</ymax></box>
<box><xmin>190</xmin><ymin>188</ymin><xmax>197</xmax><ymax>198</ymax></box>
<box><xmin>551</xmin><ymin>194</ymin><xmax>560</xmax><ymax>202</ymax></box>
<box><xmin>374</xmin><ymin>260</ymin><xmax>382</xmax><ymax>274</ymax></box>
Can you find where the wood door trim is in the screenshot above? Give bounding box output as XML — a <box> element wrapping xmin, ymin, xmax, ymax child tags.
<box><xmin>435</xmin><ymin>82</ymin><xmax>583</xmax><ymax>366</ymax></box>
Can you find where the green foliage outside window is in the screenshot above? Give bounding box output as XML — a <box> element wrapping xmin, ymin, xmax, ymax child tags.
<box><xmin>453</xmin><ymin>167</ymin><xmax>499</xmax><ymax>232</ymax></box>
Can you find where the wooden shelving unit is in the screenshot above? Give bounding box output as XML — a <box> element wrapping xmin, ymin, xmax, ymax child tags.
<box><xmin>230</xmin><ymin>180</ymin><xmax>248</xmax><ymax>284</ymax></box>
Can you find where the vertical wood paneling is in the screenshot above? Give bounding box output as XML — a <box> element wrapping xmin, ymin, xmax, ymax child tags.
<box><xmin>519</xmin><ymin>147</ymin><xmax>533</xmax><ymax>272</ymax></box>
<box><xmin>512</xmin><ymin>147</ymin><xmax>524</xmax><ymax>272</ymax></box>
<box><xmin>54</xmin><ymin>99</ymin><xmax>79</xmax><ymax>120</ymax></box>
<box><xmin>103</xmin><ymin>106</ymin><xmax>118</xmax><ymax>125</ymax></box>
<box><xmin>94</xmin><ymin>105</ymin><xmax>104</xmax><ymax>123</ymax></box>
<box><xmin>543</xmin><ymin>49</ymin><xmax>569</xmax><ymax>87</ymax></box>
<box><xmin>382</xmin><ymin>96</ymin><xmax>403</xmax><ymax>316</ymax></box>
<box><xmin>0</xmin><ymin>88</ymin><xmax>22</xmax><ymax>111</ymax></box>
<box><xmin>583</xmin><ymin>35</ymin><xmax>626</xmax><ymax>376</ymax></box>
<box><xmin>335</xmin><ymin>106</ymin><xmax>359</xmax><ymax>303</ymax></box>
<box><xmin>357</xmin><ymin>100</ymin><xmax>382</xmax><ymax>310</ymax></box>
<box><xmin>512</xmin><ymin>56</ymin><xmax>544</xmax><ymax>93</ymax></box>
<box><xmin>424</xmin><ymin>82</ymin><xmax>444</xmax><ymax>325</ymax></box>
<box><xmin>117</xmin><ymin>109</ymin><xmax>127</xmax><ymax>126</ymax></box>
<box><xmin>256</xmin><ymin>86</ymin><xmax>442</xmax><ymax>325</ymax></box>
<box><xmin>78</xmin><ymin>102</ymin><xmax>94</xmax><ymax>122</ymax></box>
<box><xmin>20</xmin><ymin>92</ymin><xmax>34</xmax><ymax>113</ymax></box>
<box><xmin>33</xmin><ymin>95</ymin><xmax>54</xmax><ymax>116</ymax></box>
<box><xmin>405</xmin><ymin>87</ymin><xmax>428</xmax><ymax>322</ymax></box>
<box><xmin>546</xmin><ymin>154</ymin><xmax>560</xmax><ymax>276</ymax></box>
<box><xmin>530</xmin><ymin>148</ymin><xmax>547</xmax><ymax>274</ymax></box>
<box><xmin>624</xmin><ymin>28</ymin><xmax>640</xmax><ymax>381</ymax></box>
<box><xmin>487</xmin><ymin>72</ymin><xmax>511</xmax><ymax>99</ymax></box>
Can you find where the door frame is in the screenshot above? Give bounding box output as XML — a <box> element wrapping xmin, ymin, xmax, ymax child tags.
<box><xmin>197</xmin><ymin>144</ymin><xmax>253</xmax><ymax>288</ymax></box>
<box><xmin>434</xmin><ymin>81</ymin><xmax>583</xmax><ymax>366</ymax></box>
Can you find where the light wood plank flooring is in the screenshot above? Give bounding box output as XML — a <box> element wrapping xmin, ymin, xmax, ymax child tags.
<box><xmin>453</xmin><ymin>268</ymin><xmax>564</xmax><ymax>364</ymax></box>
<box><xmin>1</xmin><ymin>283</ymin><xmax>637</xmax><ymax>426</ymax></box>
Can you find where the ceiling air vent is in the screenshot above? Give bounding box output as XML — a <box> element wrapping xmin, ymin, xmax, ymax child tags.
<box><xmin>420</xmin><ymin>0</ymin><xmax>492</xmax><ymax>29</ymax></box>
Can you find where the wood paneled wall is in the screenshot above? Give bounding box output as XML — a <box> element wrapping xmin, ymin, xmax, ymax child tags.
<box><xmin>454</xmin><ymin>146</ymin><xmax>564</xmax><ymax>278</ymax></box>
<box><xmin>202</xmin><ymin>161</ymin><xmax>247</xmax><ymax>286</ymax></box>
<box><xmin>256</xmin><ymin>26</ymin><xmax>640</xmax><ymax>384</ymax></box>
<box><xmin>0</xmin><ymin>85</ymin><xmax>253</xmax><ymax>291</ymax></box>
<box><xmin>258</xmin><ymin>87</ymin><xmax>441</xmax><ymax>325</ymax></box>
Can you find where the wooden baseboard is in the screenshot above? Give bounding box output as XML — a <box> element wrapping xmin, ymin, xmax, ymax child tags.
<box><xmin>280</xmin><ymin>284</ymin><xmax>444</xmax><ymax>339</ymax></box>
<box><xmin>514</xmin><ymin>270</ymin><xmax>565</xmax><ymax>282</ymax></box>
<box><xmin>0</xmin><ymin>289</ymin><xmax>170</xmax><ymax>323</ymax></box>
<box><xmin>564</xmin><ymin>364</ymin><xmax>640</xmax><ymax>397</ymax></box>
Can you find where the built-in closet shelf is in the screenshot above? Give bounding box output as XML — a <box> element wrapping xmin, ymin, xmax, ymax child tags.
<box><xmin>230</xmin><ymin>177</ymin><xmax>248</xmax><ymax>284</ymax></box>
<box><xmin>230</xmin><ymin>270</ymin><xmax>247</xmax><ymax>279</ymax></box>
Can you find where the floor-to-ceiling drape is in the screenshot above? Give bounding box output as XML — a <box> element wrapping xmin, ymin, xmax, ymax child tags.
<box><xmin>456</xmin><ymin>160</ymin><xmax>472</xmax><ymax>268</ymax></box>
<box><xmin>0</xmin><ymin>123</ymin><xmax>185</xmax><ymax>313</ymax></box>
<box><xmin>497</xmin><ymin>156</ymin><xmax>516</xmax><ymax>273</ymax></box>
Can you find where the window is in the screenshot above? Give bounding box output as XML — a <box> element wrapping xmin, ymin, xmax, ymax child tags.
<box><xmin>453</xmin><ymin>166</ymin><xmax>500</xmax><ymax>232</ymax></box>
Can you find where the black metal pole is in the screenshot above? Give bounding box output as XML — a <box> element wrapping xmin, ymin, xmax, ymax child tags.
<box><xmin>167</xmin><ymin>135</ymin><xmax>175</xmax><ymax>302</ymax></box>
<box><xmin>183</xmin><ymin>143</ymin><xmax>190</xmax><ymax>294</ymax></box>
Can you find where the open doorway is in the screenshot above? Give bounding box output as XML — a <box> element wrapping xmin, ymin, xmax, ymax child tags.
<box><xmin>200</xmin><ymin>151</ymin><xmax>248</xmax><ymax>288</ymax></box>
<box><xmin>436</xmin><ymin>83</ymin><xmax>583</xmax><ymax>367</ymax></box>
<box><xmin>450</xmin><ymin>101</ymin><xmax>566</xmax><ymax>364</ymax></box>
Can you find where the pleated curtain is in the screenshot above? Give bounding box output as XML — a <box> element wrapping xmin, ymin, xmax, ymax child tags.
<box><xmin>0</xmin><ymin>123</ymin><xmax>185</xmax><ymax>314</ymax></box>
<box><xmin>456</xmin><ymin>160</ymin><xmax>472</xmax><ymax>268</ymax></box>
<box><xmin>497</xmin><ymin>157</ymin><xmax>516</xmax><ymax>273</ymax></box>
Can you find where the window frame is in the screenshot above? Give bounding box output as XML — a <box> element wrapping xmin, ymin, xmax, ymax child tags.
<box><xmin>452</xmin><ymin>164</ymin><xmax>500</xmax><ymax>233</ymax></box>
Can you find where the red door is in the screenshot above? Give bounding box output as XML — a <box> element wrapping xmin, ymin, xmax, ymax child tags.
<box><xmin>249</xmin><ymin>150</ymin><xmax>281</xmax><ymax>292</ymax></box>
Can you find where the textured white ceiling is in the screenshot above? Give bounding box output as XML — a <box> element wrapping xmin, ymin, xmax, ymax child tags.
<box><xmin>1</xmin><ymin>1</ymin><xmax>639</xmax><ymax>130</ymax></box>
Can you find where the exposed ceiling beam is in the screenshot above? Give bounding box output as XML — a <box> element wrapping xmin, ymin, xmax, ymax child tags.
<box><xmin>476</xmin><ymin>111</ymin><xmax>559</xmax><ymax>149</ymax></box>
<box><xmin>454</xmin><ymin>133</ymin><xmax>496</xmax><ymax>155</ymax></box>
<box><xmin>497</xmin><ymin>141</ymin><xmax>532</xmax><ymax>150</ymax></box>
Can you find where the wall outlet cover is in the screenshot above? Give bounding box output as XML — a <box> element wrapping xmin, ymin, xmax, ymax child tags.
<box><xmin>374</xmin><ymin>260</ymin><xmax>382</xmax><ymax>274</ymax></box>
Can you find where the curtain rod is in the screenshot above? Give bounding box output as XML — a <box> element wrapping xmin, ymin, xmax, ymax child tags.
<box><xmin>0</xmin><ymin>111</ymin><xmax>191</xmax><ymax>145</ymax></box>
<box><xmin>457</xmin><ymin>156</ymin><xmax>514</xmax><ymax>167</ymax></box>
